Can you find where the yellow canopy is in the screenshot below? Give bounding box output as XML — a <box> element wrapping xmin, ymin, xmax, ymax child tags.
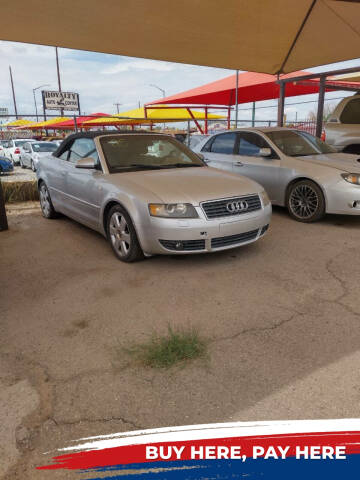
<box><xmin>84</xmin><ymin>107</ymin><xmax>224</xmax><ymax>126</ymax></box>
<box><xmin>4</xmin><ymin>119</ymin><xmax>34</xmax><ymax>128</ymax></box>
<box><xmin>0</xmin><ymin>1</ymin><xmax>359</xmax><ymax>74</ymax></box>
<box><xmin>334</xmin><ymin>72</ymin><xmax>360</xmax><ymax>83</ymax></box>
<box><xmin>24</xmin><ymin>117</ymin><xmax>70</xmax><ymax>129</ymax></box>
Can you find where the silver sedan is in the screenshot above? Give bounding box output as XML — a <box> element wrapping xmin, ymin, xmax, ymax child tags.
<box><xmin>36</xmin><ymin>132</ymin><xmax>271</xmax><ymax>262</ymax></box>
<box><xmin>194</xmin><ymin>127</ymin><xmax>360</xmax><ymax>222</ymax></box>
<box><xmin>20</xmin><ymin>141</ymin><xmax>58</xmax><ymax>171</ymax></box>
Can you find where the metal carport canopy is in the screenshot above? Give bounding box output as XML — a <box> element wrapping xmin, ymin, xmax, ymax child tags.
<box><xmin>1</xmin><ymin>0</ymin><xmax>360</xmax><ymax>74</ymax></box>
<box><xmin>146</xmin><ymin>70</ymin><xmax>359</xmax><ymax>106</ymax></box>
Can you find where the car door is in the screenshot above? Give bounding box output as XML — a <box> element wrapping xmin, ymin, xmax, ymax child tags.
<box><xmin>44</xmin><ymin>145</ymin><xmax>72</xmax><ymax>210</ymax></box>
<box><xmin>233</xmin><ymin>131</ymin><xmax>281</xmax><ymax>202</ymax></box>
<box><xmin>64</xmin><ymin>138</ymin><xmax>102</xmax><ymax>228</ymax></box>
<box><xmin>200</xmin><ymin>132</ymin><xmax>238</xmax><ymax>172</ymax></box>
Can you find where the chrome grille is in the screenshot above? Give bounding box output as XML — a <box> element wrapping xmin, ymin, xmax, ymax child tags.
<box><xmin>201</xmin><ymin>195</ymin><xmax>261</xmax><ymax>219</ymax></box>
<box><xmin>211</xmin><ymin>229</ymin><xmax>259</xmax><ymax>249</ymax></box>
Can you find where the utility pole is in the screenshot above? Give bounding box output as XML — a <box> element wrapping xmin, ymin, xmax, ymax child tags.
<box><xmin>114</xmin><ymin>103</ymin><xmax>122</xmax><ymax>114</ymax></box>
<box><xmin>55</xmin><ymin>47</ymin><xmax>64</xmax><ymax>116</ymax></box>
<box><xmin>9</xmin><ymin>66</ymin><xmax>18</xmax><ymax>119</ymax></box>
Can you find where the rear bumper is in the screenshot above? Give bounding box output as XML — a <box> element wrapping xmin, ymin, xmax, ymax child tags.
<box><xmin>136</xmin><ymin>204</ymin><xmax>272</xmax><ymax>255</ymax></box>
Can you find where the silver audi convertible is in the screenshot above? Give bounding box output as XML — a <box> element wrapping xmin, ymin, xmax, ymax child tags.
<box><xmin>194</xmin><ymin>127</ymin><xmax>360</xmax><ymax>222</ymax></box>
<box><xmin>36</xmin><ymin>132</ymin><xmax>271</xmax><ymax>262</ymax></box>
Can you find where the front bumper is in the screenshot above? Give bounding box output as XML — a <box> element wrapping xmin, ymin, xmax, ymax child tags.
<box><xmin>136</xmin><ymin>204</ymin><xmax>272</xmax><ymax>255</ymax></box>
<box><xmin>326</xmin><ymin>181</ymin><xmax>360</xmax><ymax>215</ymax></box>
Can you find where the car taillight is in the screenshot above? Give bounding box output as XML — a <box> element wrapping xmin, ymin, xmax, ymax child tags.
<box><xmin>14</xmin><ymin>148</ymin><xmax>21</xmax><ymax>154</ymax></box>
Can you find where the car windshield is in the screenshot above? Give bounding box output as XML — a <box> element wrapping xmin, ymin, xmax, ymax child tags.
<box><xmin>100</xmin><ymin>135</ymin><xmax>205</xmax><ymax>173</ymax></box>
<box><xmin>32</xmin><ymin>142</ymin><xmax>58</xmax><ymax>152</ymax></box>
<box><xmin>15</xmin><ymin>140</ymin><xmax>33</xmax><ymax>147</ymax></box>
<box><xmin>266</xmin><ymin>130</ymin><xmax>336</xmax><ymax>156</ymax></box>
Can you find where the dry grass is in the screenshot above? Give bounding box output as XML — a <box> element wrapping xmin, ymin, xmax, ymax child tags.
<box><xmin>2</xmin><ymin>181</ymin><xmax>39</xmax><ymax>203</ymax></box>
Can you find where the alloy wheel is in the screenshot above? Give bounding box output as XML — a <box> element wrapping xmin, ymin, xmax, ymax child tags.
<box><xmin>109</xmin><ymin>212</ymin><xmax>131</xmax><ymax>257</ymax></box>
<box><xmin>289</xmin><ymin>184</ymin><xmax>319</xmax><ymax>219</ymax></box>
<box><xmin>39</xmin><ymin>184</ymin><xmax>51</xmax><ymax>217</ymax></box>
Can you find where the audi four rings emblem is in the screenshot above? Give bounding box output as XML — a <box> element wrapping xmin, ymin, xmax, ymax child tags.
<box><xmin>226</xmin><ymin>200</ymin><xmax>249</xmax><ymax>212</ymax></box>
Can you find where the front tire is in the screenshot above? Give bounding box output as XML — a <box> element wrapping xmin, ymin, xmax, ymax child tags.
<box><xmin>107</xmin><ymin>205</ymin><xmax>144</xmax><ymax>262</ymax></box>
<box><xmin>286</xmin><ymin>180</ymin><xmax>325</xmax><ymax>223</ymax></box>
<box><xmin>39</xmin><ymin>182</ymin><xmax>57</xmax><ymax>219</ymax></box>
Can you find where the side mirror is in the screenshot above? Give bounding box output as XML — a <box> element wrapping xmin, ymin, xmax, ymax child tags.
<box><xmin>258</xmin><ymin>147</ymin><xmax>272</xmax><ymax>158</ymax></box>
<box><xmin>75</xmin><ymin>157</ymin><xmax>96</xmax><ymax>169</ymax></box>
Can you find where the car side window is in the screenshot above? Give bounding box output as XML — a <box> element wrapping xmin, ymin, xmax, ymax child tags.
<box><xmin>204</xmin><ymin>133</ymin><xmax>237</xmax><ymax>154</ymax></box>
<box><xmin>68</xmin><ymin>138</ymin><xmax>98</xmax><ymax>164</ymax></box>
<box><xmin>237</xmin><ymin>132</ymin><xmax>270</xmax><ymax>156</ymax></box>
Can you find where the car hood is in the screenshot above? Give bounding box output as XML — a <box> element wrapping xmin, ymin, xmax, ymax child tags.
<box><xmin>296</xmin><ymin>153</ymin><xmax>360</xmax><ymax>173</ymax></box>
<box><xmin>0</xmin><ymin>158</ymin><xmax>11</xmax><ymax>166</ymax></box>
<box><xmin>107</xmin><ymin>166</ymin><xmax>262</xmax><ymax>204</ymax></box>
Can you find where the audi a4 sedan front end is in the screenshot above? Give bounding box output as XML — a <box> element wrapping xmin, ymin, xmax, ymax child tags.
<box><xmin>36</xmin><ymin>132</ymin><xmax>271</xmax><ymax>262</ymax></box>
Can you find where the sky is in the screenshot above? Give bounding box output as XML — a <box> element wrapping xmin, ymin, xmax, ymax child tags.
<box><xmin>0</xmin><ymin>40</ymin><xmax>359</xmax><ymax>126</ymax></box>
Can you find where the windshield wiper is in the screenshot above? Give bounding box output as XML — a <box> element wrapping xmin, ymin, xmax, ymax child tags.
<box><xmin>160</xmin><ymin>163</ymin><xmax>203</xmax><ymax>168</ymax></box>
<box><xmin>130</xmin><ymin>164</ymin><xmax>165</xmax><ymax>169</ymax></box>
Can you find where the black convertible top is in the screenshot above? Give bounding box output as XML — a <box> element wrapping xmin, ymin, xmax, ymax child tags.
<box><xmin>54</xmin><ymin>130</ymin><xmax>155</xmax><ymax>157</ymax></box>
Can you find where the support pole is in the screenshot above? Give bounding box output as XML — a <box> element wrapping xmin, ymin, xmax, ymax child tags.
<box><xmin>277</xmin><ymin>81</ymin><xmax>285</xmax><ymax>127</ymax></box>
<box><xmin>227</xmin><ymin>106</ymin><xmax>231</xmax><ymax>130</ymax></box>
<box><xmin>0</xmin><ymin>180</ymin><xmax>8</xmax><ymax>231</ymax></box>
<box><xmin>204</xmin><ymin>107</ymin><xmax>208</xmax><ymax>134</ymax></box>
<box><xmin>187</xmin><ymin>120</ymin><xmax>190</xmax><ymax>146</ymax></box>
<box><xmin>55</xmin><ymin>47</ymin><xmax>64</xmax><ymax>117</ymax></box>
<box><xmin>186</xmin><ymin>108</ymin><xmax>204</xmax><ymax>134</ymax></box>
<box><xmin>251</xmin><ymin>102</ymin><xmax>256</xmax><ymax>127</ymax></box>
<box><xmin>316</xmin><ymin>76</ymin><xmax>326</xmax><ymax>138</ymax></box>
<box><xmin>74</xmin><ymin>115</ymin><xmax>78</xmax><ymax>133</ymax></box>
<box><xmin>9</xmin><ymin>66</ymin><xmax>18</xmax><ymax>119</ymax></box>
<box><xmin>235</xmin><ymin>69</ymin><xmax>239</xmax><ymax>128</ymax></box>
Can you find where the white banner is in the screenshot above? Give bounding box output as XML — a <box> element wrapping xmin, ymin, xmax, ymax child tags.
<box><xmin>42</xmin><ymin>90</ymin><xmax>79</xmax><ymax>111</ymax></box>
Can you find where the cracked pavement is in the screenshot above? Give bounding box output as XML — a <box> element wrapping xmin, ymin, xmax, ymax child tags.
<box><xmin>1</xmin><ymin>206</ymin><xmax>360</xmax><ymax>478</ymax></box>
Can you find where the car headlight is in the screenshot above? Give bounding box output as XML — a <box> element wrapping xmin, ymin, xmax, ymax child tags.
<box><xmin>260</xmin><ymin>190</ymin><xmax>270</xmax><ymax>206</ymax></box>
<box><xmin>148</xmin><ymin>203</ymin><xmax>199</xmax><ymax>218</ymax></box>
<box><xmin>341</xmin><ymin>173</ymin><xmax>360</xmax><ymax>185</ymax></box>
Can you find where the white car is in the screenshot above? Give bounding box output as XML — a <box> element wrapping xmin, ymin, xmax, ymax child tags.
<box><xmin>3</xmin><ymin>138</ymin><xmax>36</xmax><ymax>165</ymax></box>
<box><xmin>324</xmin><ymin>94</ymin><xmax>360</xmax><ymax>154</ymax></box>
<box><xmin>20</xmin><ymin>141</ymin><xmax>58</xmax><ymax>171</ymax></box>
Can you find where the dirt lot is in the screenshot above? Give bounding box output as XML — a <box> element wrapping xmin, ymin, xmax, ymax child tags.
<box><xmin>1</xmin><ymin>206</ymin><xmax>360</xmax><ymax>478</ymax></box>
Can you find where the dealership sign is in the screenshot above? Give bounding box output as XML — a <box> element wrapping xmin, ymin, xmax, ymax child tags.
<box><xmin>42</xmin><ymin>90</ymin><xmax>80</xmax><ymax>111</ymax></box>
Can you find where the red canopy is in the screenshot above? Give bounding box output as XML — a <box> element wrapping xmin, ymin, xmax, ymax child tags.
<box><xmin>147</xmin><ymin>70</ymin><xmax>357</xmax><ymax>106</ymax></box>
<box><xmin>45</xmin><ymin>113</ymin><xmax>108</xmax><ymax>129</ymax></box>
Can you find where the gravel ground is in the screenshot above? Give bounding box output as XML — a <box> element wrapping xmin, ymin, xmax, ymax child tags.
<box><xmin>1</xmin><ymin>166</ymin><xmax>36</xmax><ymax>183</ymax></box>
<box><xmin>2</xmin><ymin>207</ymin><xmax>360</xmax><ymax>478</ymax></box>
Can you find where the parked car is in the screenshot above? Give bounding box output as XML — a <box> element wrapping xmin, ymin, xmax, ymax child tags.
<box><xmin>186</xmin><ymin>134</ymin><xmax>210</xmax><ymax>150</ymax></box>
<box><xmin>20</xmin><ymin>141</ymin><xmax>58</xmax><ymax>171</ymax></box>
<box><xmin>324</xmin><ymin>94</ymin><xmax>360</xmax><ymax>153</ymax></box>
<box><xmin>194</xmin><ymin>127</ymin><xmax>360</xmax><ymax>222</ymax></box>
<box><xmin>2</xmin><ymin>138</ymin><xmax>36</xmax><ymax>165</ymax></box>
<box><xmin>0</xmin><ymin>155</ymin><xmax>14</xmax><ymax>175</ymax></box>
<box><xmin>0</xmin><ymin>140</ymin><xmax>9</xmax><ymax>155</ymax></box>
<box><xmin>36</xmin><ymin>132</ymin><xmax>271</xmax><ymax>262</ymax></box>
